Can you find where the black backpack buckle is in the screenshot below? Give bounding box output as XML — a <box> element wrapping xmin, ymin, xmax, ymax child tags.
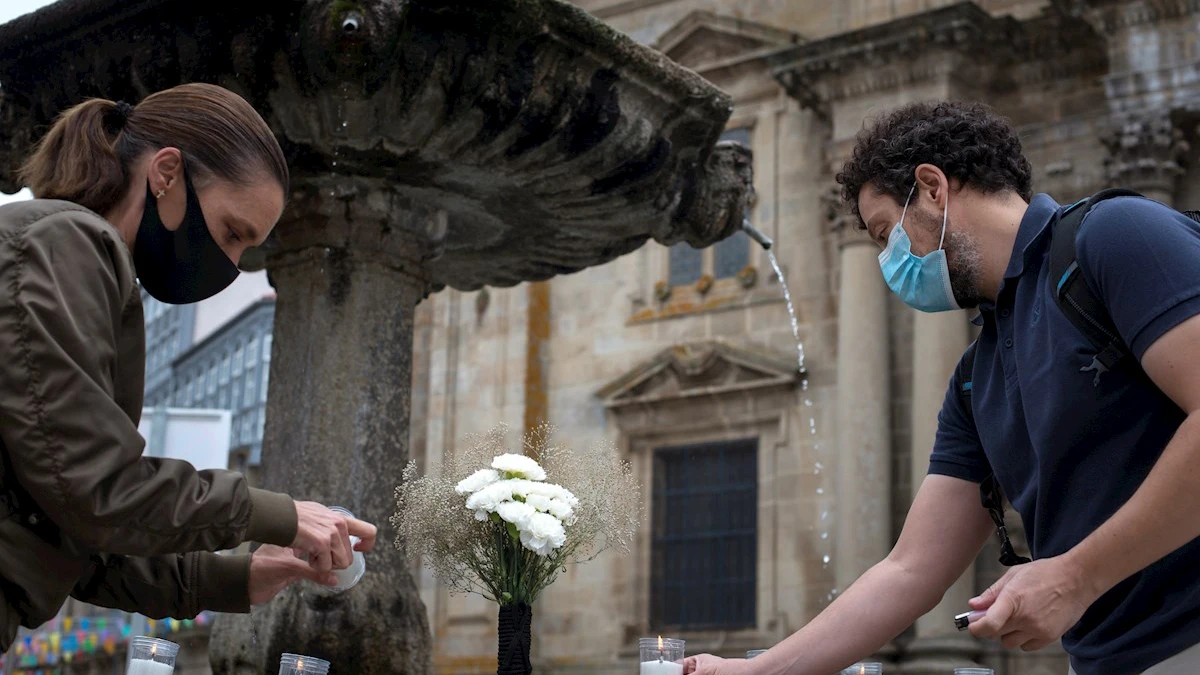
<box><xmin>1080</xmin><ymin>355</ymin><xmax>1110</xmax><ymax>387</ymax></box>
<box><xmin>980</xmin><ymin>474</ymin><xmax>1031</xmax><ymax>566</ymax></box>
<box><xmin>1080</xmin><ymin>341</ymin><xmax>1133</xmax><ymax>387</ymax></box>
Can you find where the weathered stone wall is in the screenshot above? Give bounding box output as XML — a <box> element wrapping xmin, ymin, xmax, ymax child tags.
<box><xmin>408</xmin><ymin>0</ymin><xmax>1200</xmax><ymax>673</ymax></box>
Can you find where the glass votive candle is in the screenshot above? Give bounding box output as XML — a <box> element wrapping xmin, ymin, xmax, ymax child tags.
<box><xmin>843</xmin><ymin>663</ymin><xmax>883</xmax><ymax>675</ymax></box>
<box><xmin>279</xmin><ymin>653</ymin><xmax>331</xmax><ymax>675</ymax></box>
<box><xmin>954</xmin><ymin>669</ymin><xmax>994</xmax><ymax>675</ymax></box>
<box><xmin>126</xmin><ymin>636</ymin><xmax>178</xmax><ymax>674</ymax></box>
<box><xmin>746</xmin><ymin>650</ymin><xmax>768</xmax><ymax>659</ymax></box>
<box><xmin>312</xmin><ymin>506</ymin><xmax>365</xmax><ymax>593</ymax></box>
<box><xmin>638</xmin><ymin>637</ymin><xmax>685</xmax><ymax>674</ymax></box>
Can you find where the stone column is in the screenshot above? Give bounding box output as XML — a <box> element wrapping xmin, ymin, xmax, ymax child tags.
<box><xmin>834</xmin><ymin>218</ymin><xmax>893</xmax><ymax>591</ymax></box>
<box><xmin>902</xmin><ymin>310</ymin><xmax>978</xmax><ymax>675</ymax></box>
<box><xmin>1103</xmin><ymin>111</ymin><xmax>1189</xmax><ymax>205</ymax></box>
<box><xmin>210</xmin><ymin>189</ymin><xmax>438</xmax><ymax>674</ymax></box>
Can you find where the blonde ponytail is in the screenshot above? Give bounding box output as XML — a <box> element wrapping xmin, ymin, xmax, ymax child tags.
<box><xmin>18</xmin><ymin>98</ymin><xmax>129</xmax><ymax>214</ymax></box>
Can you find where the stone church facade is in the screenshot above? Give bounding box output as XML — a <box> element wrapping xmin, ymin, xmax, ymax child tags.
<box><xmin>408</xmin><ymin>1</ymin><xmax>1200</xmax><ymax>673</ymax></box>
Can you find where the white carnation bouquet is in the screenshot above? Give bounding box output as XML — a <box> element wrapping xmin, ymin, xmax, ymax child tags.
<box><xmin>392</xmin><ymin>424</ymin><xmax>639</xmax><ymax>675</ymax></box>
<box><xmin>457</xmin><ymin>454</ymin><xmax>578</xmax><ymax>557</ymax></box>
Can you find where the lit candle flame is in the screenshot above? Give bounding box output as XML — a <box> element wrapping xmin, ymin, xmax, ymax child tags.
<box><xmin>657</xmin><ymin>636</ymin><xmax>663</xmax><ymax>651</ymax></box>
<box><xmin>859</xmin><ymin>666</ymin><xmax>865</xmax><ymax>675</ymax></box>
<box><xmin>298</xmin><ymin>658</ymin><xmax>305</xmax><ymax>670</ymax></box>
<box><xmin>150</xmin><ymin>643</ymin><xmax>157</xmax><ymax>657</ymax></box>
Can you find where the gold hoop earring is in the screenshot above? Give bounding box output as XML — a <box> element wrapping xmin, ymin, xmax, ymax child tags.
<box><xmin>156</xmin><ymin>189</ymin><xmax>166</xmax><ymax>199</ymax></box>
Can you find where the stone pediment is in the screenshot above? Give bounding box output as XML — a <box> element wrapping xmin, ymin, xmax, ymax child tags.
<box><xmin>770</xmin><ymin>2</ymin><xmax>1022</xmax><ymax>120</ymax></box>
<box><xmin>655</xmin><ymin>11</ymin><xmax>801</xmax><ymax>75</ymax></box>
<box><xmin>771</xmin><ymin>2</ymin><xmax>1020</xmax><ymax>76</ymax></box>
<box><xmin>769</xmin><ymin>2</ymin><xmax>1110</xmax><ymax>124</ymax></box>
<box><xmin>597</xmin><ymin>339</ymin><xmax>801</xmax><ymax>408</ymax></box>
<box><xmin>1054</xmin><ymin>0</ymin><xmax>1200</xmax><ymax>32</ymax></box>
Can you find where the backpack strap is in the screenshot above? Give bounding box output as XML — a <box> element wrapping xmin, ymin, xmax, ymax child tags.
<box><xmin>1049</xmin><ymin>188</ymin><xmax>1143</xmax><ymax>386</ymax></box>
<box><xmin>954</xmin><ymin>341</ymin><xmax>1030</xmax><ymax>566</ymax></box>
<box><xmin>955</xmin><ymin>339</ymin><xmax>976</xmax><ymax>402</ymax></box>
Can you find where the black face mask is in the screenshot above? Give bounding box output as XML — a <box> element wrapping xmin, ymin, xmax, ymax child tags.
<box><xmin>133</xmin><ymin>169</ymin><xmax>240</xmax><ymax>304</ymax></box>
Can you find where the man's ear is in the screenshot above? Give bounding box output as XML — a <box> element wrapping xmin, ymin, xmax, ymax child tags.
<box><xmin>913</xmin><ymin>163</ymin><xmax>949</xmax><ymax>210</ymax></box>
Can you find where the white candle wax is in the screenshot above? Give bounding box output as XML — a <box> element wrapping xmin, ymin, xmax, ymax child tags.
<box><xmin>640</xmin><ymin>660</ymin><xmax>684</xmax><ymax>675</ymax></box>
<box><xmin>127</xmin><ymin>659</ymin><xmax>174</xmax><ymax>675</ymax></box>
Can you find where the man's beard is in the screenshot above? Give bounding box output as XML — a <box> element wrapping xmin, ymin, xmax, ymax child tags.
<box><xmin>909</xmin><ymin>205</ymin><xmax>984</xmax><ymax>309</ymax></box>
<box><xmin>945</xmin><ymin>230</ymin><xmax>984</xmax><ymax>309</ymax></box>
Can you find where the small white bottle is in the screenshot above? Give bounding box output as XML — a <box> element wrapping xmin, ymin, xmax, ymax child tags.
<box><xmin>326</xmin><ymin>506</ymin><xmax>365</xmax><ymax>592</ymax></box>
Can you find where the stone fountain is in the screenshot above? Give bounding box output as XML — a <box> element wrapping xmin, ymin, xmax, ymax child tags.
<box><xmin>0</xmin><ymin>0</ymin><xmax>752</xmax><ymax>671</ymax></box>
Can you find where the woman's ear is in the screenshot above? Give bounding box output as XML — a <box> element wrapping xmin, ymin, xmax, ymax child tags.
<box><xmin>147</xmin><ymin>148</ymin><xmax>186</xmax><ymax>230</ymax></box>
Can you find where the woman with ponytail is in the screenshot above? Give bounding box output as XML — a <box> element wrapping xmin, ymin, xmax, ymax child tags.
<box><xmin>0</xmin><ymin>83</ymin><xmax>376</xmax><ymax>650</ymax></box>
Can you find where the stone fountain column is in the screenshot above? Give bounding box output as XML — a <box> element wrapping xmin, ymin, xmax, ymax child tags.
<box><xmin>209</xmin><ymin>189</ymin><xmax>443</xmax><ymax>674</ymax></box>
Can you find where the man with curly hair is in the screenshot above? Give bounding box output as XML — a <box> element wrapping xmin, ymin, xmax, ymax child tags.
<box><xmin>684</xmin><ymin>101</ymin><xmax>1200</xmax><ymax>675</ymax></box>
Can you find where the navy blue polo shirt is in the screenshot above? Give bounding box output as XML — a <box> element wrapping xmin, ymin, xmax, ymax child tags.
<box><xmin>930</xmin><ymin>193</ymin><xmax>1200</xmax><ymax>674</ymax></box>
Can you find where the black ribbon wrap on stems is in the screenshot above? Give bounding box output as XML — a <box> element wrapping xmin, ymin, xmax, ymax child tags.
<box><xmin>497</xmin><ymin>603</ymin><xmax>533</xmax><ymax>675</ymax></box>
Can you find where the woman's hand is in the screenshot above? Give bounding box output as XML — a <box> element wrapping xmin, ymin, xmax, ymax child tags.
<box><xmin>248</xmin><ymin>544</ymin><xmax>337</xmax><ymax>605</ymax></box>
<box><xmin>290</xmin><ymin>501</ymin><xmax>377</xmax><ymax>573</ymax></box>
<box><xmin>683</xmin><ymin>654</ymin><xmax>749</xmax><ymax>675</ymax></box>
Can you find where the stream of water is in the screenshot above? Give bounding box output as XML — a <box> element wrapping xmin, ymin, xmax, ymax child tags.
<box><xmin>763</xmin><ymin>244</ymin><xmax>836</xmax><ymax>602</ymax></box>
<box><xmin>766</xmin><ymin>249</ymin><xmax>805</xmax><ymax>373</ymax></box>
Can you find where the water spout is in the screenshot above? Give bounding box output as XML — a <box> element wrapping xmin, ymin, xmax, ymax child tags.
<box><xmin>742</xmin><ymin>219</ymin><xmax>773</xmax><ymax>250</ymax></box>
<box><xmin>342</xmin><ymin>12</ymin><xmax>362</xmax><ymax>34</ymax></box>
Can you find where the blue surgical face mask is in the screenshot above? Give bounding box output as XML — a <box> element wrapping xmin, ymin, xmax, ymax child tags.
<box><xmin>877</xmin><ymin>185</ymin><xmax>960</xmax><ymax>313</ymax></box>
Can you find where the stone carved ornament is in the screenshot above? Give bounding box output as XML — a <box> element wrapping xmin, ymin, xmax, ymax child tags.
<box><xmin>1102</xmin><ymin>111</ymin><xmax>1192</xmax><ymax>186</ymax></box>
<box><xmin>0</xmin><ymin>0</ymin><xmax>755</xmax><ymax>293</ymax></box>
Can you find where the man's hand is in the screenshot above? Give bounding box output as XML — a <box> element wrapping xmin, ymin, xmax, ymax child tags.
<box><xmin>967</xmin><ymin>555</ymin><xmax>1098</xmax><ymax>651</ymax></box>
<box><xmin>248</xmin><ymin>544</ymin><xmax>338</xmax><ymax>605</ymax></box>
<box><xmin>290</xmin><ymin>501</ymin><xmax>378</xmax><ymax>573</ymax></box>
<box><xmin>682</xmin><ymin>654</ymin><xmax>747</xmax><ymax>675</ymax></box>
